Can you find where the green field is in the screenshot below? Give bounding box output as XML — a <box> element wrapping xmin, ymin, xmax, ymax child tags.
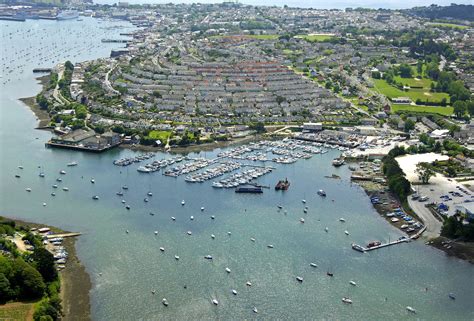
<box><xmin>147</xmin><ymin>130</ymin><xmax>171</xmax><ymax>142</ymax></box>
<box><xmin>427</xmin><ymin>22</ymin><xmax>469</xmax><ymax>30</ymax></box>
<box><xmin>372</xmin><ymin>79</ymin><xmax>450</xmax><ymax>105</ymax></box>
<box><xmin>294</xmin><ymin>34</ymin><xmax>335</xmax><ymax>42</ymax></box>
<box><xmin>246</xmin><ymin>34</ymin><xmax>279</xmax><ymax>40</ymax></box>
<box><xmin>0</xmin><ymin>303</ymin><xmax>34</xmax><ymax>321</ymax></box>
<box><xmin>391</xmin><ymin>104</ymin><xmax>453</xmax><ymax>116</ymax></box>
<box><xmin>393</xmin><ymin>76</ymin><xmax>433</xmax><ymax>88</ymax></box>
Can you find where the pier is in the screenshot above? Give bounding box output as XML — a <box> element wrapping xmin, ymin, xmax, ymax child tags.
<box><xmin>101</xmin><ymin>39</ymin><xmax>129</xmax><ymax>43</ymax></box>
<box><xmin>45</xmin><ymin>232</ymin><xmax>81</xmax><ymax>239</ymax></box>
<box><xmin>33</xmin><ymin>68</ymin><xmax>52</xmax><ymax>73</ymax></box>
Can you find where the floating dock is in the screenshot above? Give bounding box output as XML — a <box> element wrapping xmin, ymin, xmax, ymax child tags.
<box><xmin>352</xmin><ymin>238</ymin><xmax>410</xmax><ymax>252</ymax></box>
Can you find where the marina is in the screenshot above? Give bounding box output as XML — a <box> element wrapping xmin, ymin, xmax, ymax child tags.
<box><xmin>1</xmin><ymin>17</ymin><xmax>474</xmax><ymax>321</ymax></box>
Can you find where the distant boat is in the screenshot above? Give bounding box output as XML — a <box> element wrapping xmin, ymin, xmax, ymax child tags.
<box><xmin>344</xmin><ymin>230</ymin><xmax>350</xmax><ymax>235</ymax></box>
<box><xmin>296</xmin><ymin>276</ymin><xmax>303</xmax><ymax>282</ymax></box>
<box><xmin>144</xmin><ymin>198</ymin><xmax>149</xmax><ymax>202</ymax></box>
<box><xmin>52</xmin><ymin>184</ymin><xmax>58</xmax><ymax>189</ymax></box>
<box><xmin>67</xmin><ymin>162</ymin><xmax>78</xmax><ymax>166</ymax></box>
<box><xmin>448</xmin><ymin>293</ymin><xmax>456</xmax><ymax>300</ymax></box>
<box><xmin>275</xmin><ymin>178</ymin><xmax>290</xmax><ymax>191</ymax></box>
<box><xmin>187</xmin><ymin>231</ymin><xmax>192</xmax><ymax>235</ymax></box>
<box><xmin>15</xmin><ymin>174</ymin><xmax>20</xmax><ymax>178</ymax></box>
<box><xmin>91</xmin><ymin>178</ymin><xmax>95</xmax><ymax>184</ymax></box>
<box><xmin>125</xmin><ymin>205</ymin><xmax>130</xmax><ymax>210</ymax></box>
<box><xmin>154</xmin><ymin>231</ymin><xmax>158</xmax><ymax>235</ymax></box>
<box><xmin>406</xmin><ymin>306</ymin><xmax>416</xmax><ymax>314</ymax></box>
<box><xmin>56</xmin><ymin>178</ymin><xmax>62</xmax><ymax>182</ymax></box>
<box><xmin>147</xmin><ymin>192</ymin><xmax>153</xmax><ymax>196</ymax></box>
<box><xmin>181</xmin><ymin>200</ymin><xmax>185</xmax><ymax>205</ymax></box>
<box><xmin>267</xmin><ymin>244</ymin><xmax>274</xmax><ymax>248</ymax></box>
<box><xmin>190</xmin><ymin>216</ymin><xmax>194</xmax><ymax>220</ymax></box>
<box><xmin>325</xmin><ymin>227</ymin><xmax>329</xmax><ymax>232</ymax></box>
<box><xmin>42</xmin><ymin>203</ymin><xmax>47</xmax><ymax>206</ymax></box>
<box><xmin>250</xmin><ymin>238</ymin><xmax>255</xmax><ymax>242</ymax></box>
<box><xmin>162</xmin><ymin>298</ymin><xmax>168</xmax><ymax>306</ymax></box>
<box><xmin>232</xmin><ymin>289</ymin><xmax>237</xmax><ymax>295</ymax></box>
<box><xmin>317</xmin><ymin>190</ymin><xmax>327</xmax><ymax>197</ymax></box>
<box><xmin>300</xmin><ymin>218</ymin><xmax>305</xmax><ymax>223</ymax></box>
<box><xmin>204</xmin><ymin>255</ymin><xmax>213</xmax><ymax>260</ymax></box>
<box><xmin>332</xmin><ymin>157</ymin><xmax>345</xmax><ymax>167</ymax></box>
<box><xmin>212</xmin><ymin>299</ymin><xmax>219</xmax><ymax>306</ymax></box>
<box><xmin>252</xmin><ymin>307</ymin><xmax>258</xmax><ymax>313</ymax></box>
<box><xmin>339</xmin><ymin>218</ymin><xmax>345</xmax><ymax>222</ymax></box>
<box><xmin>174</xmin><ymin>255</ymin><xmax>179</xmax><ymax>260</ymax></box>
<box><xmin>122</xmin><ymin>185</ymin><xmax>128</xmax><ymax>190</ymax></box>
<box><xmin>201</xmin><ymin>207</ymin><xmax>205</xmax><ymax>211</ymax></box>
<box><xmin>350</xmin><ymin>281</ymin><xmax>357</xmax><ymax>286</ymax></box>
<box><xmin>342</xmin><ymin>297</ymin><xmax>352</xmax><ymax>304</ymax></box>
<box><xmin>159</xmin><ymin>247</ymin><xmax>165</xmax><ymax>252</ymax></box>
<box><xmin>92</xmin><ymin>195</ymin><xmax>99</xmax><ymax>200</ymax></box>
<box><xmin>171</xmin><ymin>217</ymin><xmax>176</xmax><ymax>221</ymax></box>
<box><xmin>211</xmin><ymin>215</ymin><xmax>215</xmax><ymax>220</ymax></box>
<box><xmin>26</xmin><ymin>188</ymin><xmax>32</xmax><ymax>192</ymax></box>
<box><xmin>59</xmin><ymin>170</ymin><xmax>66</xmax><ymax>175</ymax></box>
<box><xmin>310</xmin><ymin>263</ymin><xmax>318</xmax><ymax>268</ymax></box>
<box><xmin>246</xmin><ymin>281</ymin><xmax>252</xmax><ymax>287</ymax></box>
<box><xmin>116</xmin><ymin>191</ymin><xmax>123</xmax><ymax>196</ymax></box>
<box><xmin>211</xmin><ymin>234</ymin><xmax>215</xmax><ymax>239</ymax></box>
<box><xmin>62</xmin><ymin>187</ymin><xmax>69</xmax><ymax>191</ymax></box>
<box><xmin>225</xmin><ymin>267</ymin><xmax>231</xmax><ymax>273</ymax></box>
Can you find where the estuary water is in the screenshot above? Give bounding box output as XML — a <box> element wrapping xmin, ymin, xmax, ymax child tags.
<box><xmin>1</xmin><ymin>18</ymin><xmax>474</xmax><ymax>321</ymax></box>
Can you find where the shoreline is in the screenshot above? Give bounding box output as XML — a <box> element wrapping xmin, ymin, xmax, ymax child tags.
<box><xmin>20</xmin><ymin>75</ymin><xmax>51</xmax><ymax>129</ymax></box>
<box><xmin>356</xmin><ymin>179</ymin><xmax>474</xmax><ymax>264</ymax></box>
<box><xmin>1</xmin><ymin>216</ymin><xmax>92</xmax><ymax>320</ymax></box>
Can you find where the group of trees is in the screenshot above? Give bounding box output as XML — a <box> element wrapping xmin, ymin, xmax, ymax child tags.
<box><xmin>0</xmin><ymin>219</ymin><xmax>61</xmax><ymax>320</ymax></box>
<box><xmin>382</xmin><ymin>147</ymin><xmax>412</xmax><ymax>202</ymax></box>
<box><xmin>441</xmin><ymin>215</ymin><xmax>474</xmax><ymax>241</ymax></box>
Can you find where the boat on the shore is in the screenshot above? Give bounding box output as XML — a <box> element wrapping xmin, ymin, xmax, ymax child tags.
<box><xmin>351</xmin><ymin>243</ymin><xmax>365</xmax><ymax>252</ymax></box>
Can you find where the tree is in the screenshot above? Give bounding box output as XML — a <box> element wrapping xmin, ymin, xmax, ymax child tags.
<box><xmin>416</xmin><ymin>162</ymin><xmax>435</xmax><ymax>184</ymax></box>
<box><xmin>453</xmin><ymin>101</ymin><xmax>467</xmax><ymax>118</ymax></box>
<box><xmin>0</xmin><ymin>273</ymin><xmax>12</xmax><ymax>303</ymax></box>
<box><xmin>399</xmin><ymin>63</ymin><xmax>413</xmax><ymax>78</ymax></box>
<box><xmin>404</xmin><ymin>119</ymin><xmax>415</xmax><ymax>132</ymax></box>
<box><xmin>64</xmin><ymin>61</ymin><xmax>74</xmax><ymax>71</ymax></box>
<box><xmin>32</xmin><ymin>248</ymin><xmax>57</xmax><ymax>283</ymax></box>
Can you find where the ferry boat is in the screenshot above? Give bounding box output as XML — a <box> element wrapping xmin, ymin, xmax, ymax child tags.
<box><xmin>275</xmin><ymin>178</ymin><xmax>290</xmax><ymax>191</ymax></box>
<box><xmin>57</xmin><ymin>10</ymin><xmax>79</xmax><ymax>20</ymax></box>
<box><xmin>235</xmin><ymin>185</ymin><xmax>263</xmax><ymax>193</ymax></box>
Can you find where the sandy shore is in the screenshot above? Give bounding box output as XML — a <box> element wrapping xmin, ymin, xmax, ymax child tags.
<box><xmin>1</xmin><ymin>216</ymin><xmax>91</xmax><ymax>321</ymax></box>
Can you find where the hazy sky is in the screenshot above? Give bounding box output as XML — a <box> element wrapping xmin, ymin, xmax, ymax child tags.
<box><xmin>94</xmin><ymin>0</ymin><xmax>472</xmax><ymax>10</ymax></box>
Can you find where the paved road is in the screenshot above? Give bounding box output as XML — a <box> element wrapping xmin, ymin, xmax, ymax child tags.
<box><xmin>408</xmin><ymin>197</ymin><xmax>442</xmax><ymax>239</ymax></box>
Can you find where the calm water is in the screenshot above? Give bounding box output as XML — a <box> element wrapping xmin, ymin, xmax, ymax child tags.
<box><xmin>1</xmin><ymin>19</ymin><xmax>474</xmax><ymax>321</ymax></box>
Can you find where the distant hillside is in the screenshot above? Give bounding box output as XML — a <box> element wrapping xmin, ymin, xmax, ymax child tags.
<box><xmin>405</xmin><ymin>4</ymin><xmax>474</xmax><ymax>22</ymax></box>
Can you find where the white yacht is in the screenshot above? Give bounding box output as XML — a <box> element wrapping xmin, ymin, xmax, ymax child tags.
<box><xmin>300</xmin><ymin>218</ymin><xmax>305</xmax><ymax>223</ymax></box>
<box><xmin>349</xmin><ymin>281</ymin><xmax>357</xmax><ymax>286</ymax></box>
<box><xmin>26</xmin><ymin>188</ymin><xmax>32</xmax><ymax>192</ymax></box>
<box><xmin>187</xmin><ymin>231</ymin><xmax>192</xmax><ymax>235</ymax></box>
<box><xmin>162</xmin><ymin>298</ymin><xmax>168</xmax><ymax>306</ymax></box>
<box><xmin>90</xmin><ymin>178</ymin><xmax>95</xmax><ymax>184</ymax></box>
<box><xmin>181</xmin><ymin>200</ymin><xmax>185</xmax><ymax>206</ymax></box>
<box><xmin>159</xmin><ymin>247</ymin><xmax>165</xmax><ymax>252</ymax></box>
<box><xmin>174</xmin><ymin>255</ymin><xmax>180</xmax><ymax>260</ymax></box>
<box><xmin>154</xmin><ymin>231</ymin><xmax>158</xmax><ymax>235</ymax></box>
<box><xmin>310</xmin><ymin>263</ymin><xmax>318</xmax><ymax>268</ymax></box>
<box><xmin>296</xmin><ymin>276</ymin><xmax>303</xmax><ymax>282</ymax></box>
<box><xmin>339</xmin><ymin>218</ymin><xmax>346</xmax><ymax>222</ymax></box>
<box><xmin>406</xmin><ymin>306</ymin><xmax>416</xmax><ymax>313</ymax></box>
<box><xmin>232</xmin><ymin>289</ymin><xmax>237</xmax><ymax>295</ymax></box>
<box><xmin>225</xmin><ymin>267</ymin><xmax>231</xmax><ymax>273</ymax></box>
<box><xmin>342</xmin><ymin>297</ymin><xmax>352</xmax><ymax>304</ymax></box>
<box><xmin>212</xmin><ymin>299</ymin><xmax>219</xmax><ymax>306</ymax></box>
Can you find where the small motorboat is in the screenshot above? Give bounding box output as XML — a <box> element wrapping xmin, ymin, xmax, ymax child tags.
<box><xmin>267</xmin><ymin>244</ymin><xmax>274</xmax><ymax>248</ymax></box>
<box><xmin>277</xmin><ymin>205</ymin><xmax>283</xmax><ymax>209</ymax></box>
<box><xmin>296</xmin><ymin>276</ymin><xmax>303</xmax><ymax>282</ymax></box>
<box><xmin>227</xmin><ymin>232</ymin><xmax>232</xmax><ymax>236</ymax></box>
<box><xmin>211</xmin><ymin>234</ymin><xmax>215</xmax><ymax>239</ymax></box>
<box><xmin>300</xmin><ymin>218</ymin><xmax>305</xmax><ymax>223</ymax></box>
<box><xmin>317</xmin><ymin>190</ymin><xmax>326</xmax><ymax>197</ymax></box>
<box><xmin>212</xmin><ymin>299</ymin><xmax>219</xmax><ymax>306</ymax></box>
<box><xmin>327</xmin><ymin>272</ymin><xmax>334</xmax><ymax>277</ymax></box>
<box><xmin>302</xmin><ymin>199</ymin><xmax>306</xmax><ymax>204</ymax></box>
<box><xmin>252</xmin><ymin>307</ymin><xmax>258</xmax><ymax>313</ymax></box>
<box><xmin>90</xmin><ymin>178</ymin><xmax>95</xmax><ymax>184</ymax></box>
<box><xmin>225</xmin><ymin>267</ymin><xmax>231</xmax><ymax>273</ymax></box>
<box><xmin>122</xmin><ymin>185</ymin><xmax>128</xmax><ymax>190</ymax></box>
<box><xmin>204</xmin><ymin>255</ymin><xmax>213</xmax><ymax>260</ymax></box>
<box><xmin>310</xmin><ymin>263</ymin><xmax>318</xmax><ymax>268</ymax></box>
<box><xmin>144</xmin><ymin>198</ymin><xmax>149</xmax><ymax>202</ymax></box>
<box><xmin>211</xmin><ymin>215</ymin><xmax>215</xmax><ymax>220</ymax></box>
<box><xmin>42</xmin><ymin>203</ymin><xmax>47</xmax><ymax>206</ymax></box>
<box><xmin>339</xmin><ymin>218</ymin><xmax>345</xmax><ymax>222</ymax></box>
<box><xmin>250</xmin><ymin>238</ymin><xmax>256</xmax><ymax>242</ymax></box>
<box><xmin>232</xmin><ymin>289</ymin><xmax>237</xmax><ymax>295</ymax></box>
<box><xmin>52</xmin><ymin>184</ymin><xmax>58</xmax><ymax>188</ymax></box>
<box><xmin>342</xmin><ymin>297</ymin><xmax>352</xmax><ymax>304</ymax></box>
<box><xmin>190</xmin><ymin>216</ymin><xmax>194</xmax><ymax>220</ymax></box>
<box><xmin>26</xmin><ymin>188</ymin><xmax>32</xmax><ymax>192</ymax></box>
<box><xmin>39</xmin><ymin>172</ymin><xmax>45</xmax><ymax>177</ymax></box>
<box><xmin>303</xmin><ymin>208</ymin><xmax>308</xmax><ymax>213</ymax></box>
<box><xmin>62</xmin><ymin>187</ymin><xmax>69</xmax><ymax>191</ymax></box>
<box><xmin>51</xmin><ymin>192</ymin><xmax>56</xmax><ymax>196</ymax></box>
<box><xmin>147</xmin><ymin>192</ymin><xmax>152</xmax><ymax>196</ymax></box>
<box><xmin>18</xmin><ymin>165</ymin><xmax>23</xmax><ymax>169</ymax></box>
<box><xmin>349</xmin><ymin>281</ymin><xmax>357</xmax><ymax>286</ymax></box>
<box><xmin>160</xmin><ymin>247</ymin><xmax>165</xmax><ymax>252</ymax></box>
<box><xmin>151</xmin><ymin>290</ymin><xmax>156</xmax><ymax>295</ymax></box>
<box><xmin>67</xmin><ymin>162</ymin><xmax>77</xmax><ymax>167</ymax></box>
<box><xmin>59</xmin><ymin>170</ymin><xmax>66</xmax><ymax>175</ymax></box>
<box><xmin>154</xmin><ymin>231</ymin><xmax>158</xmax><ymax>235</ymax></box>
<box><xmin>325</xmin><ymin>227</ymin><xmax>329</xmax><ymax>232</ymax></box>
<box><xmin>162</xmin><ymin>298</ymin><xmax>168</xmax><ymax>306</ymax></box>
<box><xmin>406</xmin><ymin>306</ymin><xmax>416</xmax><ymax>314</ymax></box>
<box><xmin>344</xmin><ymin>230</ymin><xmax>350</xmax><ymax>235</ymax></box>
<box><xmin>181</xmin><ymin>200</ymin><xmax>185</xmax><ymax>206</ymax></box>
<box><xmin>125</xmin><ymin>205</ymin><xmax>130</xmax><ymax>210</ymax></box>
<box><xmin>201</xmin><ymin>207</ymin><xmax>205</xmax><ymax>211</ymax></box>
<box><xmin>171</xmin><ymin>217</ymin><xmax>176</xmax><ymax>221</ymax></box>
<box><xmin>187</xmin><ymin>231</ymin><xmax>192</xmax><ymax>235</ymax></box>
<box><xmin>448</xmin><ymin>293</ymin><xmax>456</xmax><ymax>300</ymax></box>
<box><xmin>15</xmin><ymin>174</ymin><xmax>20</xmax><ymax>178</ymax></box>
<box><xmin>174</xmin><ymin>255</ymin><xmax>180</xmax><ymax>260</ymax></box>
<box><xmin>56</xmin><ymin>178</ymin><xmax>62</xmax><ymax>182</ymax></box>
<box><xmin>92</xmin><ymin>195</ymin><xmax>99</xmax><ymax>200</ymax></box>
<box><xmin>246</xmin><ymin>281</ymin><xmax>252</xmax><ymax>287</ymax></box>
<box><xmin>149</xmin><ymin>212</ymin><xmax>155</xmax><ymax>216</ymax></box>
<box><xmin>116</xmin><ymin>191</ymin><xmax>123</xmax><ymax>196</ymax></box>
<box><xmin>121</xmin><ymin>200</ymin><xmax>126</xmax><ymax>204</ymax></box>
<box><xmin>125</xmin><ymin>230</ymin><xmax>129</xmax><ymax>234</ymax></box>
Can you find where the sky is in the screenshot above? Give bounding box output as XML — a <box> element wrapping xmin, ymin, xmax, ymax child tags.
<box><xmin>93</xmin><ymin>0</ymin><xmax>473</xmax><ymax>10</ymax></box>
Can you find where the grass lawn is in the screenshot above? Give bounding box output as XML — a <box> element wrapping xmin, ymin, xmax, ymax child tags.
<box><xmin>246</xmin><ymin>34</ymin><xmax>279</xmax><ymax>40</ymax></box>
<box><xmin>391</xmin><ymin>104</ymin><xmax>453</xmax><ymax>116</ymax></box>
<box><xmin>294</xmin><ymin>34</ymin><xmax>335</xmax><ymax>42</ymax></box>
<box><xmin>372</xmin><ymin>79</ymin><xmax>450</xmax><ymax>104</ymax></box>
<box><xmin>147</xmin><ymin>130</ymin><xmax>171</xmax><ymax>142</ymax></box>
<box><xmin>0</xmin><ymin>302</ymin><xmax>35</xmax><ymax>321</ymax></box>
<box><xmin>427</xmin><ymin>22</ymin><xmax>469</xmax><ymax>30</ymax></box>
<box><xmin>393</xmin><ymin>75</ymin><xmax>433</xmax><ymax>89</ymax></box>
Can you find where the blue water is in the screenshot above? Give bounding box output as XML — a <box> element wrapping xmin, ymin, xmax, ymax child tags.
<box><xmin>1</xmin><ymin>18</ymin><xmax>473</xmax><ymax>321</ymax></box>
